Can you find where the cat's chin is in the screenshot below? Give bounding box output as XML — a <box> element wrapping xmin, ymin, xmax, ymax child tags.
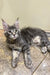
<box><xmin>10</xmin><ymin>36</ymin><xmax>17</xmax><ymax>40</ymax></box>
<box><xmin>12</xmin><ymin>38</ymin><xmax>16</xmax><ymax>40</ymax></box>
<box><xmin>13</xmin><ymin>37</ymin><xmax>16</xmax><ymax>40</ymax></box>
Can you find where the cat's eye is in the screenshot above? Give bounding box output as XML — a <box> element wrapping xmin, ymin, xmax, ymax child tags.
<box><xmin>16</xmin><ymin>30</ymin><xmax>17</xmax><ymax>32</ymax></box>
<box><xmin>16</xmin><ymin>30</ymin><xmax>18</xmax><ymax>33</ymax></box>
<box><xmin>9</xmin><ymin>31</ymin><xmax>11</xmax><ymax>33</ymax></box>
<box><xmin>8</xmin><ymin>31</ymin><xmax>11</xmax><ymax>34</ymax></box>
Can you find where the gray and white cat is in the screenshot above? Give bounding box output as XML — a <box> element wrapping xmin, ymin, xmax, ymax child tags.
<box><xmin>2</xmin><ymin>18</ymin><xmax>50</xmax><ymax>69</ymax></box>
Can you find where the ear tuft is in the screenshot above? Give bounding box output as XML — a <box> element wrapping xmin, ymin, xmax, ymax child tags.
<box><xmin>1</xmin><ymin>19</ymin><xmax>5</xmax><ymax>22</ymax></box>
<box><xmin>1</xmin><ymin>19</ymin><xmax>8</xmax><ymax>31</ymax></box>
<box><xmin>17</xmin><ymin>17</ymin><xmax>19</xmax><ymax>21</ymax></box>
<box><xmin>14</xmin><ymin>17</ymin><xmax>19</xmax><ymax>29</ymax></box>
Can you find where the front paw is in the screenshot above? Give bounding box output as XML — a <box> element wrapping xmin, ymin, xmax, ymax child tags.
<box><xmin>24</xmin><ymin>59</ymin><xmax>32</xmax><ymax>69</ymax></box>
<box><xmin>11</xmin><ymin>59</ymin><xmax>17</xmax><ymax>68</ymax></box>
<box><xmin>41</xmin><ymin>47</ymin><xmax>47</xmax><ymax>54</ymax></box>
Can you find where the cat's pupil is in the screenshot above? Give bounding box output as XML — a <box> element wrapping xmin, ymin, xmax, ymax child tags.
<box><xmin>16</xmin><ymin>30</ymin><xmax>17</xmax><ymax>32</ymax></box>
<box><xmin>9</xmin><ymin>31</ymin><xmax>11</xmax><ymax>33</ymax></box>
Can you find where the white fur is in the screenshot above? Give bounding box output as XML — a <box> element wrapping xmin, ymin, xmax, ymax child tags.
<box><xmin>32</xmin><ymin>36</ymin><xmax>41</xmax><ymax>45</ymax></box>
<box><xmin>13</xmin><ymin>50</ymin><xmax>19</xmax><ymax>59</ymax></box>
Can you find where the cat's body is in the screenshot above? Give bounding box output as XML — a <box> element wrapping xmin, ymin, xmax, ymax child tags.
<box><xmin>21</xmin><ymin>27</ymin><xmax>49</xmax><ymax>46</ymax></box>
<box><xmin>2</xmin><ymin>18</ymin><xmax>50</xmax><ymax>69</ymax></box>
<box><xmin>6</xmin><ymin>27</ymin><xmax>50</xmax><ymax>52</ymax></box>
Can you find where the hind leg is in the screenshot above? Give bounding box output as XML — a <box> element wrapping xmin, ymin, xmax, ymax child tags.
<box><xmin>32</xmin><ymin>36</ymin><xmax>48</xmax><ymax>53</ymax></box>
<box><xmin>41</xmin><ymin>46</ymin><xmax>47</xmax><ymax>54</ymax></box>
<box><xmin>40</xmin><ymin>40</ymin><xmax>48</xmax><ymax>54</ymax></box>
<box><xmin>40</xmin><ymin>40</ymin><xmax>50</xmax><ymax>53</ymax></box>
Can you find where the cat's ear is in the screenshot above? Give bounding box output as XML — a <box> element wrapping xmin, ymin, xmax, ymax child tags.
<box><xmin>14</xmin><ymin>17</ymin><xmax>19</xmax><ymax>29</ymax></box>
<box><xmin>1</xmin><ymin>19</ymin><xmax>9</xmax><ymax>32</ymax></box>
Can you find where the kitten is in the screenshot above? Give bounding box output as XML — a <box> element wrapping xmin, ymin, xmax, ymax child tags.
<box><xmin>2</xmin><ymin>18</ymin><xmax>50</xmax><ymax>69</ymax></box>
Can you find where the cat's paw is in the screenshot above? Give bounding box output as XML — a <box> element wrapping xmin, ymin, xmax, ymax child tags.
<box><xmin>25</xmin><ymin>60</ymin><xmax>32</xmax><ymax>69</ymax></box>
<box><xmin>41</xmin><ymin>47</ymin><xmax>47</xmax><ymax>54</ymax></box>
<box><xmin>11</xmin><ymin>59</ymin><xmax>17</xmax><ymax>68</ymax></box>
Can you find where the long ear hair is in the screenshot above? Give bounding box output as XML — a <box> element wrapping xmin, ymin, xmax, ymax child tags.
<box><xmin>1</xmin><ymin>19</ymin><xmax>9</xmax><ymax>32</ymax></box>
<box><xmin>14</xmin><ymin>17</ymin><xmax>20</xmax><ymax>30</ymax></box>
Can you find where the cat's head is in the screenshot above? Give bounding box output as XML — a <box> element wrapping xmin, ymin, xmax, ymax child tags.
<box><xmin>2</xmin><ymin>18</ymin><xmax>20</xmax><ymax>40</ymax></box>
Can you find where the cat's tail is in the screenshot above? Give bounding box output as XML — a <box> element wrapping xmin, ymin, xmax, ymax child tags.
<box><xmin>46</xmin><ymin>32</ymin><xmax>50</xmax><ymax>52</ymax></box>
<box><xmin>47</xmin><ymin>43</ymin><xmax>50</xmax><ymax>52</ymax></box>
<box><xmin>46</xmin><ymin>32</ymin><xmax>50</xmax><ymax>37</ymax></box>
<box><xmin>46</xmin><ymin>40</ymin><xmax>50</xmax><ymax>52</ymax></box>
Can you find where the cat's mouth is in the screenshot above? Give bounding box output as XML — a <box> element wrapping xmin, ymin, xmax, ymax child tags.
<box><xmin>12</xmin><ymin>36</ymin><xmax>17</xmax><ymax>40</ymax></box>
<box><xmin>13</xmin><ymin>37</ymin><xmax>17</xmax><ymax>40</ymax></box>
<box><xmin>9</xmin><ymin>36</ymin><xmax>17</xmax><ymax>40</ymax></box>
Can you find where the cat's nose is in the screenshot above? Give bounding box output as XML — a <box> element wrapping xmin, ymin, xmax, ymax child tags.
<box><xmin>13</xmin><ymin>32</ymin><xmax>15</xmax><ymax>36</ymax></box>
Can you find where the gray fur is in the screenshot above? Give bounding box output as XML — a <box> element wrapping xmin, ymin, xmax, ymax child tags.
<box><xmin>2</xmin><ymin>19</ymin><xmax>50</xmax><ymax>69</ymax></box>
